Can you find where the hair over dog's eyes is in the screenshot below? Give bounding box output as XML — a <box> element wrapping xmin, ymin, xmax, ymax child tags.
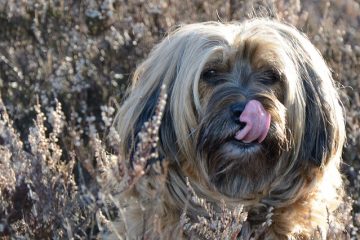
<box><xmin>258</xmin><ymin>69</ymin><xmax>281</xmax><ymax>85</ymax></box>
<box><xmin>201</xmin><ymin>69</ymin><xmax>226</xmax><ymax>85</ymax></box>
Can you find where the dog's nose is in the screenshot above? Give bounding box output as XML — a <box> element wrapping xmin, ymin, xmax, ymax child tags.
<box><xmin>230</xmin><ymin>102</ymin><xmax>247</xmax><ymax>128</ymax></box>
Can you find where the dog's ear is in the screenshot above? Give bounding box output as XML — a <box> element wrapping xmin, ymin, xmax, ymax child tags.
<box><xmin>272</xmin><ymin>23</ymin><xmax>345</xmax><ymax>168</ymax></box>
<box><xmin>124</xmin><ymin>83</ymin><xmax>179</xmax><ymax>166</ymax></box>
<box><xmin>130</xmin><ymin>87</ymin><xmax>162</xmax><ymax>147</ymax></box>
<box><xmin>299</xmin><ymin>67</ymin><xmax>337</xmax><ymax>167</ymax></box>
<box><xmin>114</xmin><ymin>29</ymin><xmax>187</xmax><ymax>166</ymax></box>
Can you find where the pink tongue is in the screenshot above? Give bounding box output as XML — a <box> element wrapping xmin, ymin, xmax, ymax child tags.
<box><xmin>234</xmin><ymin>100</ymin><xmax>271</xmax><ymax>143</ymax></box>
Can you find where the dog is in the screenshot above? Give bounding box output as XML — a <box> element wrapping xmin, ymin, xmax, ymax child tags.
<box><xmin>113</xmin><ymin>19</ymin><xmax>346</xmax><ymax>239</ymax></box>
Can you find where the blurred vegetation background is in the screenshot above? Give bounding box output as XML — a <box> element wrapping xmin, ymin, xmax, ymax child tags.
<box><xmin>0</xmin><ymin>0</ymin><xmax>359</xmax><ymax>239</ymax></box>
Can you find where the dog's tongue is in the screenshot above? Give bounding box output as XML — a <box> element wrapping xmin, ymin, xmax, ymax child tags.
<box><xmin>234</xmin><ymin>100</ymin><xmax>271</xmax><ymax>143</ymax></box>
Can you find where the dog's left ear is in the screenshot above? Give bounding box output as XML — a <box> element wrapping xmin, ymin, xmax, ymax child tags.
<box><xmin>295</xmin><ymin>48</ymin><xmax>345</xmax><ymax>167</ymax></box>
<box><xmin>299</xmin><ymin>66</ymin><xmax>339</xmax><ymax>167</ymax></box>
<box><xmin>278</xmin><ymin>25</ymin><xmax>345</xmax><ymax>167</ymax></box>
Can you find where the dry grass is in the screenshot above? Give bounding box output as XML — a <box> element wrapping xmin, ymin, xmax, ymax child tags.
<box><xmin>0</xmin><ymin>0</ymin><xmax>359</xmax><ymax>239</ymax></box>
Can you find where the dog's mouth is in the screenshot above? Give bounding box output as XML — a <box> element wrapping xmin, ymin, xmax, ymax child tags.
<box><xmin>223</xmin><ymin>100</ymin><xmax>271</xmax><ymax>148</ymax></box>
<box><xmin>198</xmin><ymin>100</ymin><xmax>272</xmax><ymax>156</ymax></box>
<box><xmin>234</xmin><ymin>100</ymin><xmax>271</xmax><ymax>144</ymax></box>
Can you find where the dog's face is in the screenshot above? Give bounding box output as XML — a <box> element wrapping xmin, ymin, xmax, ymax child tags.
<box><xmin>196</xmin><ymin>49</ymin><xmax>288</xmax><ymax>197</ymax></box>
<box><xmin>115</xmin><ymin>19</ymin><xmax>345</xmax><ymax>201</ymax></box>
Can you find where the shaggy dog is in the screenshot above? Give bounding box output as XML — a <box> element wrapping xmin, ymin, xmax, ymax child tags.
<box><xmin>113</xmin><ymin>19</ymin><xmax>346</xmax><ymax>239</ymax></box>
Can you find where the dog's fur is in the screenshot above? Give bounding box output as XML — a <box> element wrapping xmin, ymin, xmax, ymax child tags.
<box><xmin>113</xmin><ymin>19</ymin><xmax>346</xmax><ymax>239</ymax></box>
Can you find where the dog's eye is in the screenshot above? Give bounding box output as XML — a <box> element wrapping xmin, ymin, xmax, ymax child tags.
<box><xmin>258</xmin><ymin>69</ymin><xmax>280</xmax><ymax>85</ymax></box>
<box><xmin>202</xmin><ymin>69</ymin><xmax>226</xmax><ymax>85</ymax></box>
<box><xmin>202</xmin><ymin>69</ymin><xmax>217</xmax><ymax>79</ymax></box>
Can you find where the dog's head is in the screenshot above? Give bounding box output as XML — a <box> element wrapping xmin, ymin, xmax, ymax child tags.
<box><xmin>115</xmin><ymin>19</ymin><xmax>345</xmax><ymax>201</ymax></box>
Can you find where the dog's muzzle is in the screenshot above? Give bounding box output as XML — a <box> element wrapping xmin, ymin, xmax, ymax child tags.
<box><xmin>231</xmin><ymin>100</ymin><xmax>271</xmax><ymax>143</ymax></box>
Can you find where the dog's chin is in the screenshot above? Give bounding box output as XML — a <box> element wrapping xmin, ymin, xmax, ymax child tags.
<box><xmin>222</xmin><ymin>140</ymin><xmax>262</xmax><ymax>158</ymax></box>
<box><xmin>203</xmin><ymin>137</ymin><xmax>277</xmax><ymax>198</ymax></box>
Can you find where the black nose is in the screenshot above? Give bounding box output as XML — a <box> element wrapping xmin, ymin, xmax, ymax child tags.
<box><xmin>230</xmin><ymin>102</ymin><xmax>247</xmax><ymax>127</ymax></box>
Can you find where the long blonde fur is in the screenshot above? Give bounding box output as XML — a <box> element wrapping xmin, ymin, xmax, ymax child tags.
<box><xmin>113</xmin><ymin>19</ymin><xmax>346</xmax><ymax>239</ymax></box>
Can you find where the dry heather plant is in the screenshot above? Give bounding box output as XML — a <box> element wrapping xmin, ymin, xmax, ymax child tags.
<box><xmin>0</xmin><ymin>95</ymin><xmax>119</xmax><ymax>238</ymax></box>
<box><xmin>0</xmin><ymin>96</ymin><xmax>81</xmax><ymax>238</ymax></box>
<box><xmin>181</xmin><ymin>179</ymin><xmax>248</xmax><ymax>240</ymax></box>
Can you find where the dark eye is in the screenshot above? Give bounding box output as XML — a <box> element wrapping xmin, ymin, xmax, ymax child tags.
<box><xmin>202</xmin><ymin>69</ymin><xmax>217</xmax><ymax>79</ymax></box>
<box><xmin>258</xmin><ymin>69</ymin><xmax>280</xmax><ymax>85</ymax></box>
<box><xmin>201</xmin><ymin>69</ymin><xmax>226</xmax><ymax>85</ymax></box>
